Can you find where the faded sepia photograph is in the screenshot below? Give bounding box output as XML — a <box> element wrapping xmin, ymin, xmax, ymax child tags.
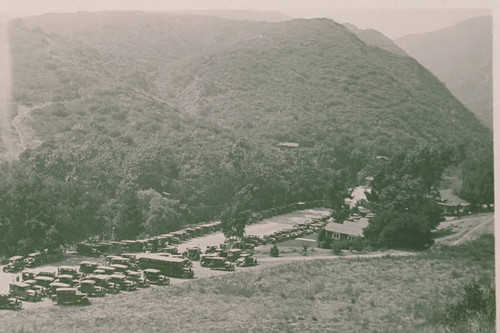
<box><xmin>0</xmin><ymin>0</ymin><xmax>495</xmax><ymax>332</ymax></box>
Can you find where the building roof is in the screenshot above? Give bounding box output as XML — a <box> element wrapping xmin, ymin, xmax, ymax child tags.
<box><xmin>324</xmin><ymin>218</ymin><xmax>369</xmax><ymax>237</ymax></box>
<box><xmin>345</xmin><ymin>186</ymin><xmax>371</xmax><ymax>208</ymax></box>
<box><xmin>439</xmin><ymin>189</ymin><xmax>470</xmax><ymax>206</ymax></box>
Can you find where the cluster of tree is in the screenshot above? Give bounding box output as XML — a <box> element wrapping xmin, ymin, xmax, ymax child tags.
<box><xmin>460</xmin><ymin>146</ymin><xmax>494</xmax><ymax>208</ymax></box>
<box><xmin>0</xmin><ymin>134</ymin><xmax>366</xmax><ymax>256</ymax></box>
<box><xmin>363</xmin><ymin>146</ymin><xmax>459</xmax><ymax>250</ymax></box>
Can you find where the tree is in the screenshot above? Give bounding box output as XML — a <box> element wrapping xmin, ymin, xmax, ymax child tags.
<box><xmin>136</xmin><ymin>189</ymin><xmax>186</xmax><ymax>236</ymax></box>
<box><xmin>460</xmin><ymin>146</ymin><xmax>494</xmax><ymax>207</ymax></box>
<box><xmin>270</xmin><ymin>244</ymin><xmax>280</xmax><ymax>257</ymax></box>
<box><xmin>364</xmin><ymin>147</ymin><xmax>453</xmax><ymax>250</ymax></box>
<box><xmin>220</xmin><ymin>184</ymin><xmax>255</xmax><ymax>239</ymax></box>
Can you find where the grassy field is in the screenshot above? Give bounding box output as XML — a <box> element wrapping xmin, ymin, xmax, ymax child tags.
<box><xmin>1</xmin><ymin>234</ymin><xmax>494</xmax><ymax>333</ymax></box>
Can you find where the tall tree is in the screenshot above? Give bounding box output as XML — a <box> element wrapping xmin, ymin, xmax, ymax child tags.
<box><xmin>364</xmin><ymin>146</ymin><xmax>455</xmax><ymax>249</ymax></box>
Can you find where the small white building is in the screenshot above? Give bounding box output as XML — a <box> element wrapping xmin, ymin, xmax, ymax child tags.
<box><xmin>324</xmin><ymin>217</ymin><xmax>369</xmax><ymax>240</ymax></box>
<box><xmin>438</xmin><ymin>189</ymin><xmax>471</xmax><ymax>216</ymax></box>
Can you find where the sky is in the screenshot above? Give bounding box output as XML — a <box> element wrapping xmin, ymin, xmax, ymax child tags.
<box><xmin>0</xmin><ymin>0</ymin><xmax>495</xmax><ymax>39</ymax></box>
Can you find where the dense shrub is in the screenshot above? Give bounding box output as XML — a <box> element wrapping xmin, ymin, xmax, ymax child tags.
<box><xmin>439</xmin><ymin>279</ymin><xmax>496</xmax><ymax>330</ymax></box>
<box><xmin>270</xmin><ymin>244</ymin><xmax>280</xmax><ymax>257</ymax></box>
<box><xmin>329</xmin><ymin>238</ymin><xmax>371</xmax><ymax>254</ymax></box>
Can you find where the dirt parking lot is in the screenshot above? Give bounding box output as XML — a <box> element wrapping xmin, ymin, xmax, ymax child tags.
<box><xmin>178</xmin><ymin>208</ymin><xmax>330</xmax><ymax>252</ymax></box>
<box><xmin>0</xmin><ymin>208</ymin><xmax>331</xmax><ymax>310</ymax></box>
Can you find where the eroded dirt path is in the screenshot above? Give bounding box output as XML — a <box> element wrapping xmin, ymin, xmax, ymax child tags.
<box><xmin>0</xmin><ymin>23</ymin><xmax>44</xmax><ymax>161</ymax></box>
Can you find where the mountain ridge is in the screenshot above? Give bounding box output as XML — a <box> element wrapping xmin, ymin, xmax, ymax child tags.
<box><xmin>8</xmin><ymin>12</ymin><xmax>490</xmax><ymax>154</ymax></box>
<box><xmin>395</xmin><ymin>16</ymin><xmax>492</xmax><ymax>128</ymax></box>
<box><xmin>343</xmin><ymin>22</ymin><xmax>407</xmax><ymax>56</ymax></box>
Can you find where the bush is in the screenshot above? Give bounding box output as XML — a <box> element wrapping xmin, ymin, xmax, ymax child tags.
<box><xmin>439</xmin><ymin>279</ymin><xmax>496</xmax><ymax>329</ymax></box>
<box><xmin>301</xmin><ymin>244</ymin><xmax>309</xmax><ymax>256</ymax></box>
<box><xmin>330</xmin><ymin>238</ymin><xmax>370</xmax><ymax>254</ymax></box>
<box><xmin>331</xmin><ymin>241</ymin><xmax>343</xmax><ymax>255</ymax></box>
<box><xmin>270</xmin><ymin>244</ymin><xmax>280</xmax><ymax>257</ymax></box>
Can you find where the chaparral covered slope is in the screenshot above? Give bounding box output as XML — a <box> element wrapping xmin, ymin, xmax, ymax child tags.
<box><xmin>396</xmin><ymin>16</ymin><xmax>492</xmax><ymax>129</ymax></box>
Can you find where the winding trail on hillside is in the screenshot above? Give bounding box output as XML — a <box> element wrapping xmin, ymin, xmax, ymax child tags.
<box><xmin>0</xmin><ymin>23</ymin><xmax>46</xmax><ymax>160</ymax></box>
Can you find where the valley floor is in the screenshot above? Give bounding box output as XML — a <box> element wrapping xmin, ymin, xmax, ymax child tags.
<box><xmin>0</xmin><ymin>213</ymin><xmax>494</xmax><ymax>332</ymax></box>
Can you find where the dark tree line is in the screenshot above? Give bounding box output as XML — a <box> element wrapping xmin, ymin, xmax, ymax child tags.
<box><xmin>0</xmin><ymin>135</ymin><xmax>366</xmax><ymax>256</ymax></box>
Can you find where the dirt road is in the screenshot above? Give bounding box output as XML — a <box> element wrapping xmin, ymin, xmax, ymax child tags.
<box><xmin>434</xmin><ymin>213</ymin><xmax>494</xmax><ymax>245</ymax></box>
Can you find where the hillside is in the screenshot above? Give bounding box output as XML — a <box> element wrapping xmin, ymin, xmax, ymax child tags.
<box><xmin>396</xmin><ymin>16</ymin><xmax>492</xmax><ymax>128</ymax></box>
<box><xmin>10</xmin><ymin>12</ymin><xmax>490</xmax><ymax>151</ymax></box>
<box><xmin>343</xmin><ymin>23</ymin><xmax>406</xmax><ymax>56</ymax></box>
<box><xmin>0</xmin><ymin>11</ymin><xmax>493</xmax><ymax>254</ymax></box>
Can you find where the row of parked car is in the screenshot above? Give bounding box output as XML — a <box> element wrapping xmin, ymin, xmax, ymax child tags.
<box><xmin>75</xmin><ymin>201</ymin><xmax>328</xmax><ymax>258</ymax></box>
<box><xmin>2</xmin><ymin>251</ymin><xmax>52</xmax><ymax>273</ymax></box>
<box><xmin>0</xmin><ymin>254</ymin><xmax>182</xmax><ymax>310</ymax></box>
<box><xmin>240</xmin><ymin>217</ymin><xmax>328</xmax><ymax>246</ymax></box>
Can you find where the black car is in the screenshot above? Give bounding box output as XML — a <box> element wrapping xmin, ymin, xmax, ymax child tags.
<box><xmin>0</xmin><ymin>294</ymin><xmax>22</xmax><ymax>310</ymax></box>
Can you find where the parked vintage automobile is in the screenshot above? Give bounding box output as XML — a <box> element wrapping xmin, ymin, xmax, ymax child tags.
<box><xmin>163</xmin><ymin>245</ymin><xmax>179</xmax><ymax>255</ymax></box>
<box><xmin>22</xmin><ymin>270</ymin><xmax>36</xmax><ymax>281</ymax></box>
<box><xmin>105</xmin><ymin>256</ymin><xmax>132</xmax><ymax>267</ymax></box>
<box><xmin>22</xmin><ymin>280</ymin><xmax>48</xmax><ymax>297</ymax></box>
<box><xmin>143</xmin><ymin>269</ymin><xmax>170</xmax><ymax>285</ymax></box>
<box><xmin>3</xmin><ymin>256</ymin><xmax>25</xmax><ymax>273</ymax></box>
<box><xmin>76</xmin><ymin>242</ymin><xmax>101</xmax><ymax>257</ymax></box>
<box><xmin>26</xmin><ymin>276</ymin><xmax>55</xmax><ymax>297</ymax></box>
<box><xmin>226</xmin><ymin>249</ymin><xmax>242</xmax><ymax>262</ymax></box>
<box><xmin>138</xmin><ymin>254</ymin><xmax>194</xmax><ymax>279</ymax></box>
<box><xmin>200</xmin><ymin>254</ymin><xmax>218</xmax><ymax>267</ymax></box>
<box><xmin>110</xmin><ymin>264</ymin><xmax>129</xmax><ymax>273</ymax></box>
<box><xmin>86</xmin><ymin>276</ymin><xmax>119</xmax><ymax>294</ymax></box>
<box><xmin>79</xmin><ymin>261</ymin><xmax>98</xmax><ymax>275</ymax></box>
<box><xmin>120</xmin><ymin>253</ymin><xmax>137</xmax><ymax>264</ymax></box>
<box><xmin>235</xmin><ymin>254</ymin><xmax>258</xmax><ymax>267</ymax></box>
<box><xmin>208</xmin><ymin>257</ymin><xmax>235</xmax><ymax>271</ymax></box>
<box><xmin>23</xmin><ymin>252</ymin><xmax>45</xmax><ymax>268</ymax></box>
<box><xmin>169</xmin><ymin>237</ymin><xmax>181</xmax><ymax>245</ymax></box>
<box><xmin>34</xmin><ymin>275</ymin><xmax>55</xmax><ymax>288</ymax></box>
<box><xmin>125</xmin><ymin>271</ymin><xmax>150</xmax><ymax>288</ymax></box>
<box><xmin>56</xmin><ymin>274</ymin><xmax>79</xmax><ymax>287</ymax></box>
<box><xmin>204</xmin><ymin>246</ymin><xmax>217</xmax><ymax>254</ymax></box>
<box><xmin>37</xmin><ymin>270</ymin><xmax>56</xmax><ymax>278</ymax></box>
<box><xmin>53</xmin><ymin>288</ymin><xmax>90</xmax><ymax>305</ymax></box>
<box><xmin>96</xmin><ymin>266</ymin><xmax>116</xmax><ymax>275</ymax></box>
<box><xmin>0</xmin><ymin>294</ymin><xmax>22</xmax><ymax>310</ymax></box>
<box><xmin>9</xmin><ymin>282</ymin><xmax>42</xmax><ymax>302</ymax></box>
<box><xmin>108</xmin><ymin>274</ymin><xmax>137</xmax><ymax>291</ymax></box>
<box><xmin>182</xmin><ymin>247</ymin><xmax>202</xmax><ymax>261</ymax></box>
<box><xmin>48</xmin><ymin>282</ymin><xmax>72</xmax><ymax>298</ymax></box>
<box><xmin>77</xmin><ymin>280</ymin><xmax>106</xmax><ymax>297</ymax></box>
<box><xmin>57</xmin><ymin>266</ymin><xmax>81</xmax><ymax>279</ymax></box>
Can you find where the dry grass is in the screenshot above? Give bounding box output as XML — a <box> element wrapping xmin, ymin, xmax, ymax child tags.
<box><xmin>1</xmin><ymin>236</ymin><xmax>494</xmax><ymax>332</ymax></box>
